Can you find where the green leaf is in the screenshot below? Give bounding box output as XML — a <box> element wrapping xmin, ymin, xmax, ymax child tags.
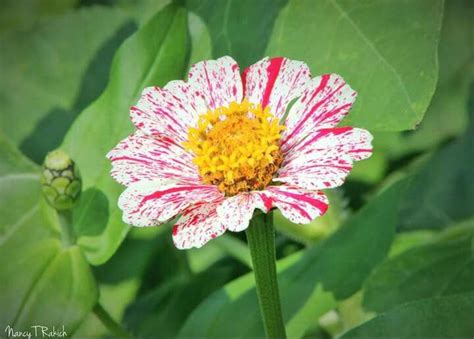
<box><xmin>0</xmin><ymin>6</ymin><xmax>133</xmax><ymax>163</ymax></box>
<box><xmin>266</xmin><ymin>0</ymin><xmax>443</xmax><ymax>132</ymax></box>
<box><xmin>61</xmin><ymin>3</ymin><xmax>190</xmax><ymax>265</ymax></box>
<box><xmin>372</xmin><ymin>0</ymin><xmax>474</xmax><ymax>158</ymax></box>
<box><xmin>398</xmin><ymin>122</ymin><xmax>474</xmax><ymax>231</ymax></box>
<box><xmin>186</xmin><ymin>0</ymin><xmax>287</xmax><ymax>67</ymax></box>
<box><xmin>0</xmin><ymin>134</ymin><xmax>38</xmax><ymax>175</ymax></box>
<box><xmin>179</xmin><ymin>179</ymin><xmax>408</xmax><ymax>338</ymax></box>
<box><xmin>363</xmin><ymin>220</ymin><xmax>474</xmax><ymax>313</ymax></box>
<box><xmin>438</xmin><ymin>0</ymin><xmax>474</xmax><ymax>84</ymax></box>
<box><xmin>387</xmin><ymin>230</ymin><xmax>436</xmax><ymax>258</ymax></box>
<box><xmin>125</xmin><ymin>264</ymin><xmax>237</xmax><ymax>338</ymax></box>
<box><xmin>0</xmin><ymin>0</ymin><xmax>77</xmax><ymax>32</ymax></box>
<box><xmin>0</xmin><ymin>138</ymin><xmax>97</xmax><ymax>334</ymax></box>
<box><xmin>75</xmin><ymin>227</ymin><xmax>167</xmax><ymax>338</ymax></box>
<box><xmin>115</xmin><ymin>0</ymin><xmax>171</xmax><ymax>24</ymax></box>
<box><xmin>187</xmin><ymin>11</ymin><xmax>212</xmax><ymax>66</ymax></box>
<box><xmin>373</xmin><ymin>75</ymin><xmax>470</xmax><ymax>158</ymax></box>
<box><xmin>341</xmin><ymin>292</ymin><xmax>474</xmax><ymax>338</ymax></box>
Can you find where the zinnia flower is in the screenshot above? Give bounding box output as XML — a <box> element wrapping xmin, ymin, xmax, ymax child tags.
<box><xmin>107</xmin><ymin>56</ymin><xmax>373</xmax><ymax>249</ymax></box>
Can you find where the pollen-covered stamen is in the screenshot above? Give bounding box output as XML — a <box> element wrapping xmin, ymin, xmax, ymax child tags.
<box><xmin>184</xmin><ymin>100</ymin><xmax>285</xmax><ymax>195</ymax></box>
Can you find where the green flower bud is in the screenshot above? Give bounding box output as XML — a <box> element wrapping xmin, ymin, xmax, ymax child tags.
<box><xmin>41</xmin><ymin>149</ymin><xmax>82</xmax><ymax>210</ymax></box>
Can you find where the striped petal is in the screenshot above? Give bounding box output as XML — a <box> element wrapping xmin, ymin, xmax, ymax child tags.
<box><xmin>107</xmin><ymin>131</ymin><xmax>200</xmax><ymax>186</ymax></box>
<box><xmin>277</xmin><ymin>127</ymin><xmax>373</xmax><ymax>190</ymax></box>
<box><xmin>172</xmin><ymin>201</ymin><xmax>226</xmax><ymax>249</ymax></box>
<box><xmin>262</xmin><ymin>186</ymin><xmax>329</xmax><ymax>224</ymax></box>
<box><xmin>130</xmin><ymin>80</ymin><xmax>207</xmax><ymax>142</ymax></box>
<box><xmin>187</xmin><ymin>56</ymin><xmax>243</xmax><ymax>110</ymax></box>
<box><xmin>281</xmin><ymin>74</ymin><xmax>356</xmax><ymax>152</ymax></box>
<box><xmin>285</xmin><ymin>127</ymin><xmax>373</xmax><ymax>163</ymax></box>
<box><xmin>276</xmin><ymin>150</ymin><xmax>353</xmax><ymax>190</ymax></box>
<box><xmin>118</xmin><ymin>180</ymin><xmax>223</xmax><ymax>227</ymax></box>
<box><xmin>242</xmin><ymin>57</ymin><xmax>311</xmax><ymax>119</ymax></box>
<box><xmin>217</xmin><ymin>192</ymin><xmax>270</xmax><ymax>232</ymax></box>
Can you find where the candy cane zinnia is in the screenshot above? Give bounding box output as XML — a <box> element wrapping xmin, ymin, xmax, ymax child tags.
<box><xmin>107</xmin><ymin>56</ymin><xmax>373</xmax><ymax>249</ymax></box>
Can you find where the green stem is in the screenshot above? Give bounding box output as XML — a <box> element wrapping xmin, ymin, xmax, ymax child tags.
<box><xmin>58</xmin><ymin>209</ymin><xmax>76</xmax><ymax>247</ymax></box>
<box><xmin>93</xmin><ymin>303</ymin><xmax>131</xmax><ymax>338</ymax></box>
<box><xmin>246</xmin><ymin>212</ymin><xmax>286</xmax><ymax>338</ymax></box>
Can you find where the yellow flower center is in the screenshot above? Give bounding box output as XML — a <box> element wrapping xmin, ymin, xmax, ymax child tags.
<box><xmin>184</xmin><ymin>100</ymin><xmax>285</xmax><ymax>196</ymax></box>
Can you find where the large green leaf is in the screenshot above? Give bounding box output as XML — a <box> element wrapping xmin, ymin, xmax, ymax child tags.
<box><xmin>74</xmin><ymin>227</ymin><xmax>166</xmax><ymax>338</ymax></box>
<box><xmin>61</xmin><ymin>3</ymin><xmax>190</xmax><ymax>265</ymax></box>
<box><xmin>186</xmin><ymin>0</ymin><xmax>287</xmax><ymax>68</ymax></box>
<box><xmin>373</xmin><ymin>74</ymin><xmax>471</xmax><ymax>159</ymax></box>
<box><xmin>179</xmin><ymin>179</ymin><xmax>408</xmax><ymax>338</ymax></box>
<box><xmin>125</xmin><ymin>264</ymin><xmax>238</xmax><ymax>338</ymax></box>
<box><xmin>398</xmin><ymin>112</ymin><xmax>474</xmax><ymax>231</ymax></box>
<box><xmin>0</xmin><ymin>6</ymin><xmax>133</xmax><ymax>163</ymax></box>
<box><xmin>0</xmin><ymin>136</ymin><xmax>97</xmax><ymax>334</ymax></box>
<box><xmin>341</xmin><ymin>292</ymin><xmax>474</xmax><ymax>338</ymax></box>
<box><xmin>266</xmin><ymin>0</ymin><xmax>443</xmax><ymax>132</ymax></box>
<box><xmin>364</xmin><ymin>220</ymin><xmax>474</xmax><ymax>313</ymax></box>
<box><xmin>115</xmin><ymin>0</ymin><xmax>171</xmax><ymax>24</ymax></box>
<box><xmin>373</xmin><ymin>0</ymin><xmax>474</xmax><ymax>158</ymax></box>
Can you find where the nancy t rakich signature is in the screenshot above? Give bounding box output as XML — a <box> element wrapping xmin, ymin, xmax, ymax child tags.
<box><xmin>4</xmin><ymin>325</ymin><xmax>67</xmax><ymax>338</ymax></box>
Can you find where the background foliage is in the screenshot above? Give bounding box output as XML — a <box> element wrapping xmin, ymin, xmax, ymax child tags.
<box><xmin>0</xmin><ymin>0</ymin><xmax>473</xmax><ymax>337</ymax></box>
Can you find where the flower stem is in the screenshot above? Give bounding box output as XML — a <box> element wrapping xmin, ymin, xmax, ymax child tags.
<box><xmin>93</xmin><ymin>303</ymin><xmax>131</xmax><ymax>338</ymax></box>
<box><xmin>246</xmin><ymin>212</ymin><xmax>286</xmax><ymax>338</ymax></box>
<box><xmin>58</xmin><ymin>209</ymin><xmax>76</xmax><ymax>247</ymax></box>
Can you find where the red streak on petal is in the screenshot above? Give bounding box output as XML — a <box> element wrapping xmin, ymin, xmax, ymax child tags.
<box><xmin>141</xmin><ymin>186</ymin><xmax>206</xmax><ymax>204</ymax></box>
<box><xmin>296</xmin><ymin>127</ymin><xmax>353</xmax><ymax>152</ymax></box>
<box><xmin>259</xmin><ymin>193</ymin><xmax>274</xmax><ymax>211</ymax></box>
<box><xmin>351</xmin><ymin>148</ymin><xmax>372</xmax><ymax>153</ymax></box>
<box><xmin>261</xmin><ymin>57</ymin><xmax>284</xmax><ymax>108</ymax></box>
<box><xmin>282</xmin><ymin>74</ymin><xmax>335</xmax><ymax>146</ymax></box>
<box><xmin>188</xmin><ymin>215</ymin><xmax>200</xmax><ymax>226</ymax></box>
<box><xmin>111</xmin><ymin>156</ymin><xmax>151</xmax><ymax>165</ymax></box>
<box><xmin>283</xmin><ymin>201</ymin><xmax>312</xmax><ymax>221</ymax></box>
<box><xmin>276</xmin><ymin>189</ymin><xmax>328</xmax><ymax>214</ymax></box>
<box><xmin>241</xmin><ymin>66</ymin><xmax>250</xmax><ymax>97</ymax></box>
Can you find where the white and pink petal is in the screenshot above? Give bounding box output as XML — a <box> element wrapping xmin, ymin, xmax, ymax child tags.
<box><xmin>130</xmin><ymin>80</ymin><xmax>207</xmax><ymax>142</ymax></box>
<box><xmin>172</xmin><ymin>201</ymin><xmax>226</xmax><ymax>249</ymax></box>
<box><xmin>264</xmin><ymin>186</ymin><xmax>329</xmax><ymax>224</ymax></box>
<box><xmin>107</xmin><ymin>131</ymin><xmax>200</xmax><ymax>186</ymax></box>
<box><xmin>276</xmin><ymin>148</ymin><xmax>353</xmax><ymax>190</ymax></box>
<box><xmin>281</xmin><ymin>74</ymin><xmax>356</xmax><ymax>152</ymax></box>
<box><xmin>118</xmin><ymin>180</ymin><xmax>223</xmax><ymax>227</ymax></box>
<box><xmin>277</xmin><ymin>127</ymin><xmax>373</xmax><ymax>190</ymax></box>
<box><xmin>242</xmin><ymin>57</ymin><xmax>311</xmax><ymax>120</ymax></box>
<box><xmin>187</xmin><ymin>56</ymin><xmax>243</xmax><ymax>110</ymax></box>
<box><xmin>284</xmin><ymin>127</ymin><xmax>373</xmax><ymax>163</ymax></box>
<box><xmin>217</xmin><ymin>192</ymin><xmax>270</xmax><ymax>233</ymax></box>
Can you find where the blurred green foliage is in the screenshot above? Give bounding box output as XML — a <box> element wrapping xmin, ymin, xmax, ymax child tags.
<box><xmin>0</xmin><ymin>0</ymin><xmax>473</xmax><ymax>338</ymax></box>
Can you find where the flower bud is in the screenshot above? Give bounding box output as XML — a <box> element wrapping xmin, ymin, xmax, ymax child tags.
<box><xmin>41</xmin><ymin>149</ymin><xmax>82</xmax><ymax>210</ymax></box>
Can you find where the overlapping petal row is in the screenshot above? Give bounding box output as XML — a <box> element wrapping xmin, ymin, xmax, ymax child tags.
<box><xmin>107</xmin><ymin>56</ymin><xmax>373</xmax><ymax>249</ymax></box>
